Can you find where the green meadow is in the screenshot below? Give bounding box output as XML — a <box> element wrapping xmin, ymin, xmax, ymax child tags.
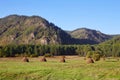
<box><xmin>0</xmin><ymin>56</ymin><xmax>120</xmax><ymax>80</ymax></box>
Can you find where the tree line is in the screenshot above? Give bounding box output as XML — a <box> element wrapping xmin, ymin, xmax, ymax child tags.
<box><xmin>0</xmin><ymin>44</ymin><xmax>120</xmax><ymax>57</ymax></box>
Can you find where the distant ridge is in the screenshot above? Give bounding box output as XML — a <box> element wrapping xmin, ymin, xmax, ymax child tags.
<box><xmin>69</xmin><ymin>28</ymin><xmax>113</xmax><ymax>44</ymax></box>
<box><xmin>0</xmin><ymin>15</ymin><xmax>116</xmax><ymax>45</ymax></box>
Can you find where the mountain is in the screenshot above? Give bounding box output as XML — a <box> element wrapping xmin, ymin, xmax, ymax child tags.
<box><xmin>0</xmin><ymin>15</ymin><xmax>115</xmax><ymax>45</ymax></box>
<box><xmin>0</xmin><ymin>15</ymin><xmax>74</xmax><ymax>45</ymax></box>
<box><xmin>69</xmin><ymin>28</ymin><xmax>112</xmax><ymax>44</ymax></box>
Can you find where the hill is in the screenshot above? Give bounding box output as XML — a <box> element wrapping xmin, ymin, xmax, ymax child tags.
<box><xmin>0</xmin><ymin>15</ymin><xmax>73</xmax><ymax>45</ymax></box>
<box><xmin>0</xmin><ymin>15</ymin><xmax>116</xmax><ymax>45</ymax></box>
<box><xmin>69</xmin><ymin>28</ymin><xmax>112</xmax><ymax>44</ymax></box>
<box><xmin>101</xmin><ymin>36</ymin><xmax>120</xmax><ymax>45</ymax></box>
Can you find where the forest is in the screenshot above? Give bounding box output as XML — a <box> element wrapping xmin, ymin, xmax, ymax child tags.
<box><xmin>0</xmin><ymin>43</ymin><xmax>120</xmax><ymax>58</ymax></box>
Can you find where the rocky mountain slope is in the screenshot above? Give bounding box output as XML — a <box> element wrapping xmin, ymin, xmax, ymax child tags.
<box><xmin>69</xmin><ymin>28</ymin><xmax>112</xmax><ymax>44</ymax></box>
<box><xmin>0</xmin><ymin>15</ymin><xmax>114</xmax><ymax>45</ymax></box>
<box><xmin>0</xmin><ymin>15</ymin><xmax>73</xmax><ymax>45</ymax></box>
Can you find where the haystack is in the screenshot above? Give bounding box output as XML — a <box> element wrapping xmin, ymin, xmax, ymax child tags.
<box><xmin>86</xmin><ymin>58</ymin><xmax>94</xmax><ymax>63</ymax></box>
<box><xmin>60</xmin><ymin>56</ymin><xmax>65</xmax><ymax>62</ymax></box>
<box><xmin>40</xmin><ymin>57</ymin><xmax>47</xmax><ymax>62</ymax></box>
<box><xmin>22</xmin><ymin>57</ymin><xmax>29</xmax><ymax>62</ymax></box>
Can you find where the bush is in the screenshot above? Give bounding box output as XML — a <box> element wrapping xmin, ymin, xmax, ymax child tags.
<box><xmin>86</xmin><ymin>51</ymin><xmax>93</xmax><ymax>58</ymax></box>
<box><xmin>92</xmin><ymin>53</ymin><xmax>101</xmax><ymax>61</ymax></box>
<box><xmin>0</xmin><ymin>52</ymin><xmax>3</xmax><ymax>57</ymax></box>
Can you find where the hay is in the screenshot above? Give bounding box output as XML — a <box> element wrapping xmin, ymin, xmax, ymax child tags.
<box><xmin>60</xmin><ymin>56</ymin><xmax>65</xmax><ymax>62</ymax></box>
<box><xmin>86</xmin><ymin>58</ymin><xmax>94</xmax><ymax>63</ymax></box>
<box><xmin>22</xmin><ymin>57</ymin><xmax>29</xmax><ymax>62</ymax></box>
<box><xmin>40</xmin><ymin>57</ymin><xmax>47</xmax><ymax>62</ymax></box>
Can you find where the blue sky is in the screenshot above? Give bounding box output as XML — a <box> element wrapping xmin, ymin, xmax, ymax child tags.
<box><xmin>0</xmin><ymin>0</ymin><xmax>120</xmax><ymax>34</ymax></box>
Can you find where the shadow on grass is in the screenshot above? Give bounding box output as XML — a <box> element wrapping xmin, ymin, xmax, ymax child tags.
<box><xmin>105</xmin><ymin>60</ymin><xmax>118</xmax><ymax>62</ymax></box>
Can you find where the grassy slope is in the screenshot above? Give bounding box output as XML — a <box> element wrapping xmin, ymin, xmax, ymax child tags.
<box><xmin>0</xmin><ymin>56</ymin><xmax>120</xmax><ymax>80</ymax></box>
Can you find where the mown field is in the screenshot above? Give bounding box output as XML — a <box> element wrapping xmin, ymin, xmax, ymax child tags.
<box><xmin>0</xmin><ymin>56</ymin><xmax>120</xmax><ymax>80</ymax></box>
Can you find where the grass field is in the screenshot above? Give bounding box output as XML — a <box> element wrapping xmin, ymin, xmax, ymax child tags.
<box><xmin>0</xmin><ymin>56</ymin><xmax>120</xmax><ymax>80</ymax></box>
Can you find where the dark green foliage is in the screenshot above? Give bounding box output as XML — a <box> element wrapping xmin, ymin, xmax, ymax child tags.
<box><xmin>76</xmin><ymin>45</ymin><xmax>84</xmax><ymax>56</ymax></box>
<box><xmin>98</xmin><ymin>36</ymin><xmax>120</xmax><ymax>57</ymax></box>
<box><xmin>112</xmin><ymin>44</ymin><xmax>120</xmax><ymax>57</ymax></box>
<box><xmin>92</xmin><ymin>52</ymin><xmax>101</xmax><ymax>61</ymax></box>
<box><xmin>0</xmin><ymin>45</ymin><xmax>77</xmax><ymax>57</ymax></box>
<box><xmin>0</xmin><ymin>36</ymin><xmax>120</xmax><ymax>57</ymax></box>
<box><xmin>86</xmin><ymin>51</ymin><xmax>101</xmax><ymax>61</ymax></box>
<box><xmin>86</xmin><ymin>51</ymin><xmax>93</xmax><ymax>58</ymax></box>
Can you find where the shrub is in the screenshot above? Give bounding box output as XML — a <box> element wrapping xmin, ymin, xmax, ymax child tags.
<box><xmin>86</xmin><ymin>51</ymin><xmax>93</xmax><ymax>58</ymax></box>
<box><xmin>92</xmin><ymin>53</ymin><xmax>101</xmax><ymax>61</ymax></box>
<box><xmin>0</xmin><ymin>52</ymin><xmax>3</xmax><ymax>57</ymax></box>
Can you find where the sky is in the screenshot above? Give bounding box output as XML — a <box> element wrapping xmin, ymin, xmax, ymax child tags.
<box><xmin>0</xmin><ymin>0</ymin><xmax>120</xmax><ymax>34</ymax></box>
